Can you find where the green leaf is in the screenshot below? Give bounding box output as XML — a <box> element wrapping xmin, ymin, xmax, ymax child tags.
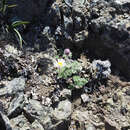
<box><xmin>68</xmin><ymin>85</ymin><xmax>74</xmax><ymax>89</ymax></box>
<box><xmin>55</xmin><ymin>55</ymin><xmax>59</xmax><ymax>59</ymax></box>
<box><xmin>73</xmin><ymin>75</ymin><xmax>88</xmax><ymax>88</ymax></box>
<box><xmin>58</xmin><ymin>61</ymin><xmax>82</xmax><ymax>79</ymax></box>
<box><xmin>11</xmin><ymin>21</ymin><xmax>29</xmax><ymax>28</ymax></box>
<box><xmin>0</xmin><ymin>0</ymin><xmax>7</xmax><ymax>14</ymax></box>
<box><xmin>8</xmin><ymin>4</ymin><xmax>17</xmax><ymax>8</ymax></box>
<box><xmin>13</xmin><ymin>28</ymin><xmax>23</xmax><ymax>49</ymax></box>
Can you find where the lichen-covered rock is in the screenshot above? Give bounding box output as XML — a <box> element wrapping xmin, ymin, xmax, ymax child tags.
<box><xmin>8</xmin><ymin>92</ymin><xmax>24</xmax><ymax>118</ymax></box>
<box><xmin>23</xmin><ymin>99</ymin><xmax>53</xmax><ymax>129</ymax></box>
<box><xmin>72</xmin><ymin>0</ymin><xmax>88</xmax><ymax>14</ymax></box>
<box><xmin>0</xmin><ymin>77</ymin><xmax>25</xmax><ymax>96</ymax></box>
<box><xmin>53</xmin><ymin>0</ymin><xmax>130</xmax><ymax>78</ymax></box>
<box><xmin>86</xmin><ymin>0</ymin><xmax>130</xmax><ymax>78</ymax></box>
<box><xmin>85</xmin><ymin>124</ymin><xmax>96</xmax><ymax>130</ymax></box>
<box><xmin>10</xmin><ymin>115</ymin><xmax>30</xmax><ymax>130</ymax></box>
<box><xmin>0</xmin><ymin>112</ymin><xmax>13</xmax><ymax>130</ymax></box>
<box><xmin>31</xmin><ymin>120</ymin><xmax>44</xmax><ymax>130</ymax></box>
<box><xmin>71</xmin><ymin>110</ymin><xmax>89</xmax><ymax>122</ymax></box>
<box><xmin>52</xmin><ymin>100</ymin><xmax>72</xmax><ymax>121</ymax></box>
<box><xmin>60</xmin><ymin>89</ymin><xmax>71</xmax><ymax>99</ymax></box>
<box><xmin>63</xmin><ymin>15</ymin><xmax>73</xmax><ymax>34</ymax></box>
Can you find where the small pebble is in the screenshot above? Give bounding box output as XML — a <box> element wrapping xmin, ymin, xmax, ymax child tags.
<box><xmin>99</xmin><ymin>85</ymin><xmax>106</xmax><ymax>94</ymax></box>
<box><xmin>113</xmin><ymin>93</ymin><xmax>118</xmax><ymax>102</ymax></box>
<box><xmin>125</xmin><ymin>89</ymin><xmax>130</xmax><ymax>96</ymax></box>
<box><xmin>84</xmin><ymin>86</ymin><xmax>93</xmax><ymax>94</ymax></box>
<box><xmin>81</xmin><ymin>94</ymin><xmax>90</xmax><ymax>103</ymax></box>
<box><xmin>120</xmin><ymin>107</ymin><xmax>127</xmax><ymax>115</ymax></box>
<box><xmin>85</xmin><ymin>124</ymin><xmax>96</xmax><ymax>130</ymax></box>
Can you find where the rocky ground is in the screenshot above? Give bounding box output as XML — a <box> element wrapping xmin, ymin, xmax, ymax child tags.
<box><xmin>0</xmin><ymin>0</ymin><xmax>130</xmax><ymax>130</ymax></box>
<box><xmin>0</xmin><ymin>42</ymin><xmax>130</xmax><ymax>130</ymax></box>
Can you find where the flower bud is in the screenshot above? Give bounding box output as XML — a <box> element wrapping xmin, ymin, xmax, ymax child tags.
<box><xmin>64</xmin><ymin>48</ymin><xmax>71</xmax><ymax>55</ymax></box>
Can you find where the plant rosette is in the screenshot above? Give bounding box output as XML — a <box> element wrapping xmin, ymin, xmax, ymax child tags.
<box><xmin>69</xmin><ymin>75</ymin><xmax>88</xmax><ymax>89</ymax></box>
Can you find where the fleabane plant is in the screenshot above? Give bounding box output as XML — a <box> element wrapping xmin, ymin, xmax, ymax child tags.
<box><xmin>54</xmin><ymin>48</ymin><xmax>88</xmax><ymax>89</ymax></box>
<box><xmin>58</xmin><ymin>60</ymin><xmax>82</xmax><ymax>79</ymax></box>
<box><xmin>69</xmin><ymin>75</ymin><xmax>88</xmax><ymax>89</ymax></box>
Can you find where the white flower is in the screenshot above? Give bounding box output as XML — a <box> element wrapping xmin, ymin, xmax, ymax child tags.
<box><xmin>54</xmin><ymin>59</ymin><xmax>66</xmax><ymax>68</ymax></box>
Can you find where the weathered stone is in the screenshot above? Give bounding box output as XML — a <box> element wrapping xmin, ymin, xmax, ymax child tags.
<box><xmin>0</xmin><ymin>56</ymin><xmax>18</xmax><ymax>80</ymax></box>
<box><xmin>92</xmin><ymin>60</ymin><xmax>111</xmax><ymax>78</ymax></box>
<box><xmin>85</xmin><ymin>124</ymin><xmax>96</xmax><ymax>130</ymax></box>
<box><xmin>61</xmin><ymin>4</ymin><xmax>72</xmax><ymax>17</ymax></box>
<box><xmin>5</xmin><ymin>45</ymin><xmax>21</xmax><ymax>56</ymax></box>
<box><xmin>8</xmin><ymin>0</ymin><xmax>48</xmax><ymax>21</ymax></box>
<box><xmin>31</xmin><ymin>120</ymin><xmax>44</xmax><ymax>130</ymax></box>
<box><xmin>52</xmin><ymin>100</ymin><xmax>72</xmax><ymax>120</ymax></box>
<box><xmin>74</xmin><ymin>16</ymin><xmax>83</xmax><ymax>31</ymax></box>
<box><xmin>42</xmin><ymin>26</ymin><xmax>51</xmax><ymax>36</ymax></box>
<box><xmin>10</xmin><ymin>115</ymin><xmax>30</xmax><ymax>130</ymax></box>
<box><xmin>0</xmin><ymin>101</ymin><xmax>4</xmax><ymax>112</ymax></box>
<box><xmin>0</xmin><ymin>112</ymin><xmax>13</xmax><ymax>130</ymax></box>
<box><xmin>8</xmin><ymin>93</ymin><xmax>24</xmax><ymax>118</ymax></box>
<box><xmin>63</xmin><ymin>15</ymin><xmax>73</xmax><ymax>33</ymax></box>
<box><xmin>42</xmin><ymin>97</ymin><xmax>52</xmax><ymax>106</ymax></box>
<box><xmin>113</xmin><ymin>93</ymin><xmax>118</xmax><ymax>102</ymax></box>
<box><xmin>71</xmin><ymin>110</ymin><xmax>89</xmax><ymax>122</ymax></box>
<box><xmin>0</xmin><ymin>77</ymin><xmax>25</xmax><ymax>96</ymax></box>
<box><xmin>72</xmin><ymin>0</ymin><xmax>87</xmax><ymax>14</ymax></box>
<box><xmin>112</xmin><ymin>0</ymin><xmax>130</xmax><ymax>6</ymax></box>
<box><xmin>24</xmin><ymin>99</ymin><xmax>45</xmax><ymax>121</ymax></box>
<box><xmin>84</xmin><ymin>0</ymin><xmax>130</xmax><ymax>78</ymax></box>
<box><xmin>46</xmin><ymin>2</ymin><xmax>61</xmax><ymax>26</ymax></box>
<box><xmin>107</xmin><ymin>98</ymin><xmax>114</xmax><ymax>107</ymax></box>
<box><xmin>7</xmin><ymin>77</ymin><xmax>25</xmax><ymax>95</ymax></box>
<box><xmin>64</xmin><ymin>0</ymin><xmax>72</xmax><ymax>7</ymax></box>
<box><xmin>125</xmin><ymin>89</ymin><xmax>130</xmax><ymax>96</ymax></box>
<box><xmin>81</xmin><ymin>94</ymin><xmax>90</xmax><ymax>103</ymax></box>
<box><xmin>60</xmin><ymin>89</ymin><xmax>71</xmax><ymax>99</ymax></box>
<box><xmin>73</xmin><ymin>30</ymin><xmax>88</xmax><ymax>47</ymax></box>
<box><xmin>24</xmin><ymin>99</ymin><xmax>53</xmax><ymax>129</ymax></box>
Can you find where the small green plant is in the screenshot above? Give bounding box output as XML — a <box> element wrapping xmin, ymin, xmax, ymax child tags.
<box><xmin>0</xmin><ymin>0</ymin><xmax>6</xmax><ymax>15</ymax></box>
<box><xmin>8</xmin><ymin>21</ymin><xmax>29</xmax><ymax>48</ymax></box>
<box><xmin>0</xmin><ymin>0</ymin><xmax>29</xmax><ymax>48</ymax></box>
<box><xmin>56</xmin><ymin>49</ymin><xmax>88</xmax><ymax>89</ymax></box>
<box><xmin>58</xmin><ymin>61</ymin><xmax>82</xmax><ymax>79</ymax></box>
<box><xmin>70</xmin><ymin>75</ymin><xmax>88</xmax><ymax>89</ymax></box>
<box><xmin>57</xmin><ymin>60</ymin><xmax>88</xmax><ymax>89</ymax></box>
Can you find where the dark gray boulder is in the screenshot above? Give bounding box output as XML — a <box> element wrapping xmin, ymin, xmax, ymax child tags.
<box><xmin>87</xmin><ymin>0</ymin><xmax>130</xmax><ymax>78</ymax></box>
<box><xmin>0</xmin><ymin>112</ymin><xmax>13</xmax><ymax>130</ymax></box>
<box><xmin>7</xmin><ymin>0</ymin><xmax>48</xmax><ymax>21</ymax></box>
<box><xmin>8</xmin><ymin>93</ymin><xmax>24</xmax><ymax>118</ymax></box>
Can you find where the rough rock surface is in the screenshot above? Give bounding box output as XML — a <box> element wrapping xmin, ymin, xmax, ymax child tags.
<box><xmin>87</xmin><ymin>0</ymin><xmax>130</xmax><ymax>78</ymax></box>
<box><xmin>0</xmin><ymin>112</ymin><xmax>13</xmax><ymax>130</ymax></box>
<box><xmin>0</xmin><ymin>0</ymin><xmax>130</xmax><ymax>130</ymax></box>
<box><xmin>8</xmin><ymin>92</ymin><xmax>24</xmax><ymax>118</ymax></box>
<box><xmin>7</xmin><ymin>0</ymin><xmax>48</xmax><ymax>21</ymax></box>
<box><xmin>0</xmin><ymin>46</ymin><xmax>130</xmax><ymax>130</ymax></box>
<box><xmin>0</xmin><ymin>77</ymin><xmax>25</xmax><ymax>96</ymax></box>
<box><xmin>8</xmin><ymin>0</ymin><xmax>130</xmax><ymax>78</ymax></box>
<box><xmin>8</xmin><ymin>0</ymin><xmax>129</xmax><ymax>78</ymax></box>
<box><xmin>52</xmin><ymin>100</ymin><xmax>72</xmax><ymax>120</ymax></box>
